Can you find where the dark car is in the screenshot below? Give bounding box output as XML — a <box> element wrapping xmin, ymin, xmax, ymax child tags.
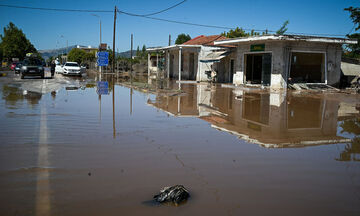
<box><xmin>20</xmin><ymin>58</ymin><xmax>44</xmax><ymax>79</ymax></box>
<box><xmin>14</xmin><ymin>62</ymin><xmax>22</xmax><ymax>74</ymax></box>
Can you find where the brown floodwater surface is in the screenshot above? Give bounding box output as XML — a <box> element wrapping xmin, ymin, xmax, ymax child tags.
<box><xmin>0</xmin><ymin>76</ymin><xmax>359</xmax><ymax>216</ymax></box>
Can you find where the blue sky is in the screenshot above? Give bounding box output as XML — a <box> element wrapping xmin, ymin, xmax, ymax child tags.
<box><xmin>0</xmin><ymin>0</ymin><xmax>359</xmax><ymax>51</ymax></box>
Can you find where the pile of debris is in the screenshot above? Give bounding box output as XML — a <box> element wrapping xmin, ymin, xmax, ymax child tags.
<box><xmin>288</xmin><ymin>83</ymin><xmax>340</xmax><ymax>92</ymax></box>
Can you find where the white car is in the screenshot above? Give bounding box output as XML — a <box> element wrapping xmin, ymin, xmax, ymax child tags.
<box><xmin>62</xmin><ymin>62</ymin><xmax>82</xmax><ymax>76</ymax></box>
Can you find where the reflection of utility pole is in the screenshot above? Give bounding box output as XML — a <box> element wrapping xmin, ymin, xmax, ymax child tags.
<box><xmin>112</xmin><ymin>78</ymin><xmax>116</xmax><ymax>138</ymax></box>
<box><xmin>130</xmin><ymin>88</ymin><xmax>133</xmax><ymax>115</ymax></box>
<box><xmin>98</xmin><ymin>94</ymin><xmax>101</xmax><ymax>122</ymax></box>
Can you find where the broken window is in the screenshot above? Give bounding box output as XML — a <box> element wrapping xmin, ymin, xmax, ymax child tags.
<box><xmin>289</xmin><ymin>52</ymin><xmax>325</xmax><ymax>83</ymax></box>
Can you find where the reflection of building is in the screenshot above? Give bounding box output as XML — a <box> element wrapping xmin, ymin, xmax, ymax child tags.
<box><xmin>148</xmin><ymin>84</ymin><xmax>351</xmax><ymax>148</ymax></box>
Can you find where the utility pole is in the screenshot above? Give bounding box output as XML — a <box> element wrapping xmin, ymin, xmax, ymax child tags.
<box><xmin>112</xmin><ymin>6</ymin><xmax>117</xmax><ymax>74</ymax></box>
<box><xmin>130</xmin><ymin>34</ymin><xmax>133</xmax><ymax>84</ymax></box>
<box><xmin>168</xmin><ymin>34</ymin><xmax>171</xmax><ymax>46</ymax></box>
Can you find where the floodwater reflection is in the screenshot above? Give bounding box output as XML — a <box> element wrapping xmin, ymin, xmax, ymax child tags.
<box><xmin>1</xmin><ymin>75</ymin><xmax>360</xmax><ymax>216</ymax></box>
<box><xmin>148</xmin><ymin>84</ymin><xmax>358</xmax><ymax>148</ymax></box>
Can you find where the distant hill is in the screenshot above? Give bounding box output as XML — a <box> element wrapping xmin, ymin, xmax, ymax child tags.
<box><xmin>39</xmin><ymin>45</ymin><xmax>77</xmax><ymax>60</ymax></box>
<box><xmin>39</xmin><ymin>45</ymin><xmax>137</xmax><ymax>60</ymax></box>
<box><xmin>117</xmin><ymin>50</ymin><xmax>137</xmax><ymax>58</ymax></box>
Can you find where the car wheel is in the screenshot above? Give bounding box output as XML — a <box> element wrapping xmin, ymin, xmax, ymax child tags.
<box><xmin>357</xmin><ymin>78</ymin><xmax>360</xmax><ymax>86</ymax></box>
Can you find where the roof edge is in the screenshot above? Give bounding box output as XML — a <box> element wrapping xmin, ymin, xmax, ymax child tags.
<box><xmin>214</xmin><ymin>35</ymin><xmax>358</xmax><ymax>45</ymax></box>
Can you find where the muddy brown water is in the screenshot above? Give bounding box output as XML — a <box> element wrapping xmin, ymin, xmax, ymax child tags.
<box><xmin>0</xmin><ymin>75</ymin><xmax>359</xmax><ymax>216</ymax></box>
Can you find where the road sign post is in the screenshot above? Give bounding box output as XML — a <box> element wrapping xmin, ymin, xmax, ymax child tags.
<box><xmin>97</xmin><ymin>51</ymin><xmax>109</xmax><ymax>67</ymax></box>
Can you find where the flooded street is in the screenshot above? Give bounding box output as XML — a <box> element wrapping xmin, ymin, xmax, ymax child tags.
<box><xmin>0</xmin><ymin>73</ymin><xmax>359</xmax><ymax>216</ymax></box>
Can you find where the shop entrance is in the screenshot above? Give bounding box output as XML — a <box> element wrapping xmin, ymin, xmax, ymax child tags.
<box><xmin>245</xmin><ymin>53</ymin><xmax>272</xmax><ymax>85</ymax></box>
<box><xmin>289</xmin><ymin>52</ymin><xmax>325</xmax><ymax>83</ymax></box>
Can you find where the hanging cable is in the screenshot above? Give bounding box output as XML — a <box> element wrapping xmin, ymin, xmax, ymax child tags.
<box><xmin>0</xmin><ymin>3</ymin><xmax>349</xmax><ymax>37</ymax></box>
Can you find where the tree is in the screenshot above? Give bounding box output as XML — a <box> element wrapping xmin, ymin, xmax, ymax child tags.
<box><xmin>221</xmin><ymin>27</ymin><xmax>259</xmax><ymax>38</ymax></box>
<box><xmin>276</xmin><ymin>20</ymin><xmax>289</xmax><ymax>35</ymax></box>
<box><xmin>344</xmin><ymin>7</ymin><xmax>360</xmax><ymax>58</ymax></box>
<box><xmin>136</xmin><ymin>46</ymin><xmax>140</xmax><ymax>56</ymax></box>
<box><xmin>142</xmin><ymin>45</ymin><xmax>146</xmax><ymax>53</ymax></box>
<box><xmin>0</xmin><ymin>43</ymin><xmax>3</xmax><ymax>62</ymax></box>
<box><xmin>345</xmin><ymin>7</ymin><xmax>360</xmax><ymax>31</ymax></box>
<box><xmin>175</xmin><ymin>34</ymin><xmax>191</xmax><ymax>44</ymax></box>
<box><xmin>0</xmin><ymin>22</ymin><xmax>38</xmax><ymax>61</ymax></box>
<box><xmin>67</xmin><ymin>48</ymin><xmax>87</xmax><ymax>63</ymax></box>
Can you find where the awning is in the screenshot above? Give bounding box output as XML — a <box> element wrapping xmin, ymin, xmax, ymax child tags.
<box><xmin>200</xmin><ymin>51</ymin><xmax>231</xmax><ymax>63</ymax></box>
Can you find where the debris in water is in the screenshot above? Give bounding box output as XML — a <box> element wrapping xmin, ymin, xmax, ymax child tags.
<box><xmin>153</xmin><ymin>185</ymin><xmax>189</xmax><ymax>205</ymax></box>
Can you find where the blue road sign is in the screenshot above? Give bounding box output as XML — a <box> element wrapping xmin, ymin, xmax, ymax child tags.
<box><xmin>97</xmin><ymin>52</ymin><xmax>109</xmax><ymax>66</ymax></box>
<box><xmin>96</xmin><ymin>81</ymin><xmax>109</xmax><ymax>95</ymax></box>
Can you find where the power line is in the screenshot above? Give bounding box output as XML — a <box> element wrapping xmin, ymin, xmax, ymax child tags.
<box><xmin>0</xmin><ymin>1</ymin><xmax>187</xmax><ymax>15</ymax></box>
<box><xmin>0</xmin><ymin>4</ymin><xmax>112</xmax><ymax>13</ymax></box>
<box><xmin>119</xmin><ymin>0</ymin><xmax>187</xmax><ymax>17</ymax></box>
<box><xmin>0</xmin><ymin>3</ymin><xmax>348</xmax><ymax>37</ymax></box>
<box><xmin>118</xmin><ymin>11</ymin><xmax>347</xmax><ymax>37</ymax></box>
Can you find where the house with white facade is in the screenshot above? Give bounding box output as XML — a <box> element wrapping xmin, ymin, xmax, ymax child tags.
<box><xmin>146</xmin><ymin>35</ymin><xmax>235</xmax><ymax>82</ymax></box>
<box><xmin>214</xmin><ymin>35</ymin><xmax>357</xmax><ymax>89</ymax></box>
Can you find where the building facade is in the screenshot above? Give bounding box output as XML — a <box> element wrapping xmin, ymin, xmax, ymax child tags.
<box><xmin>147</xmin><ymin>35</ymin><xmax>232</xmax><ymax>82</ymax></box>
<box><xmin>214</xmin><ymin>35</ymin><xmax>357</xmax><ymax>89</ymax></box>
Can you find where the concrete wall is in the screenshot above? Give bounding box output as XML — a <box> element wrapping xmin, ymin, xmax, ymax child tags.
<box><xmin>216</xmin><ymin>51</ymin><xmax>237</xmax><ymax>83</ymax></box>
<box><xmin>167</xmin><ymin>47</ymin><xmax>199</xmax><ymax>80</ymax></box>
<box><xmin>232</xmin><ymin>41</ymin><xmax>343</xmax><ymax>89</ymax></box>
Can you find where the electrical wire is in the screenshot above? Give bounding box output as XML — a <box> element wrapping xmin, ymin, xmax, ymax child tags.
<box><xmin>0</xmin><ymin>1</ymin><xmax>187</xmax><ymax>15</ymax></box>
<box><xmin>0</xmin><ymin>4</ymin><xmax>112</xmax><ymax>13</ymax></box>
<box><xmin>118</xmin><ymin>0</ymin><xmax>187</xmax><ymax>17</ymax></box>
<box><xmin>118</xmin><ymin>11</ymin><xmax>347</xmax><ymax>37</ymax></box>
<box><xmin>0</xmin><ymin>3</ymin><xmax>349</xmax><ymax>37</ymax></box>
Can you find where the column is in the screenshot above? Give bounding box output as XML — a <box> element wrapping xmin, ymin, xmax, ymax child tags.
<box><xmin>179</xmin><ymin>48</ymin><xmax>182</xmax><ymax>82</ymax></box>
<box><xmin>167</xmin><ymin>51</ymin><xmax>170</xmax><ymax>79</ymax></box>
<box><xmin>147</xmin><ymin>53</ymin><xmax>150</xmax><ymax>77</ymax></box>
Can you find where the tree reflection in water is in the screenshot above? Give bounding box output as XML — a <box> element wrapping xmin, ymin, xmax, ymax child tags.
<box><xmin>337</xmin><ymin>118</ymin><xmax>360</xmax><ymax>162</ymax></box>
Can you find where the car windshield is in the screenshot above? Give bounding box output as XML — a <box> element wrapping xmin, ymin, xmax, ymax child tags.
<box><xmin>65</xmin><ymin>63</ymin><xmax>79</xmax><ymax>67</ymax></box>
<box><xmin>23</xmin><ymin>58</ymin><xmax>41</xmax><ymax>66</ymax></box>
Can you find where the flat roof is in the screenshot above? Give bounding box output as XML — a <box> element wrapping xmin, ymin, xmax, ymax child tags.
<box><xmin>214</xmin><ymin>34</ymin><xmax>358</xmax><ymax>45</ymax></box>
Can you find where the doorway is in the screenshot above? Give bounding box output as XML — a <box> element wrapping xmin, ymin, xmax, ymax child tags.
<box><xmin>289</xmin><ymin>52</ymin><xmax>325</xmax><ymax>83</ymax></box>
<box><xmin>170</xmin><ymin>54</ymin><xmax>174</xmax><ymax>78</ymax></box>
<box><xmin>229</xmin><ymin>59</ymin><xmax>235</xmax><ymax>83</ymax></box>
<box><xmin>245</xmin><ymin>53</ymin><xmax>272</xmax><ymax>85</ymax></box>
<box><xmin>189</xmin><ymin>53</ymin><xmax>195</xmax><ymax>80</ymax></box>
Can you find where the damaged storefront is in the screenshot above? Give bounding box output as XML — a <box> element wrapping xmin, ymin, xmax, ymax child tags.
<box><xmin>146</xmin><ymin>35</ymin><xmax>234</xmax><ymax>83</ymax></box>
<box><xmin>214</xmin><ymin>35</ymin><xmax>357</xmax><ymax>89</ymax></box>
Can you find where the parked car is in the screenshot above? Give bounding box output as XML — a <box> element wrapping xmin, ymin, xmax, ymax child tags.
<box><xmin>62</xmin><ymin>62</ymin><xmax>82</xmax><ymax>76</ymax></box>
<box><xmin>20</xmin><ymin>57</ymin><xmax>44</xmax><ymax>79</ymax></box>
<box><xmin>14</xmin><ymin>62</ymin><xmax>22</xmax><ymax>74</ymax></box>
